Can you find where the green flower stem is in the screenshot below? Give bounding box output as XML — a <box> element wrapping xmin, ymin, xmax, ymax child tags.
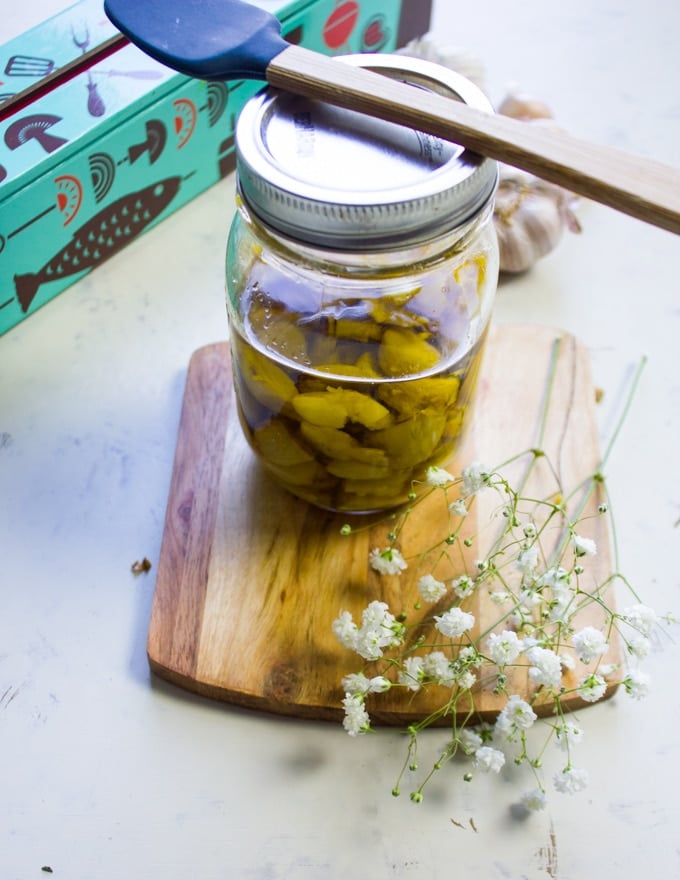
<box><xmin>335</xmin><ymin>344</ymin><xmax>656</xmax><ymax>808</ymax></box>
<box><xmin>599</xmin><ymin>356</ymin><xmax>647</xmax><ymax>470</ymax></box>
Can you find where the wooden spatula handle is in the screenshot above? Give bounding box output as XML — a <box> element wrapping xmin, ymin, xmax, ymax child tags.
<box><xmin>267</xmin><ymin>46</ymin><xmax>680</xmax><ymax>235</ymax></box>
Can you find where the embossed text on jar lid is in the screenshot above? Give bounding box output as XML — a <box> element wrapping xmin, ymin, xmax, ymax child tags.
<box><xmin>234</xmin><ymin>54</ymin><xmax>498</xmax><ymax>249</ymax></box>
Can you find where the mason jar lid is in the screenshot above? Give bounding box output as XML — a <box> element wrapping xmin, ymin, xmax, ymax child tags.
<box><xmin>234</xmin><ymin>54</ymin><xmax>498</xmax><ymax>250</ymax></box>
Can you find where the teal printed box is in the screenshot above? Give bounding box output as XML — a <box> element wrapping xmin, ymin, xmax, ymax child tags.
<box><xmin>0</xmin><ymin>0</ymin><xmax>432</xmax><ymax>336</ymax></box>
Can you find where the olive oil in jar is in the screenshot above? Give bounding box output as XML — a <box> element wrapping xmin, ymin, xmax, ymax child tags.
<box><xmin>226</xmin><ymin>54</ymin><xmax>499</xmax><ymax>512</ymax></box>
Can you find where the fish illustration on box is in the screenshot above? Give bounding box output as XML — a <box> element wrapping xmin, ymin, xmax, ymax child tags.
<box><xmin>13</xmin><ymin>176</ymin><xmax>181</xmax><ymax>313</ymax></box>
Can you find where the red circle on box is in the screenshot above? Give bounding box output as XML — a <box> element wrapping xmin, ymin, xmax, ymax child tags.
<box><xmin>323</xmin><ymin>2</ymin><xmax>359</xmax><ymax>49</ymax></box>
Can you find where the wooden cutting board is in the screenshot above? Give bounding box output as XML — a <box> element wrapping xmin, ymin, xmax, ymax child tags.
<box><xmin>148</xmin><ymin>324</ymin><xmax>621</xmax><ymax>724</ymax></box>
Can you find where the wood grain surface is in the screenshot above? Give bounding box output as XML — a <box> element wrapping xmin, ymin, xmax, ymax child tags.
<box><xmin>148</xmin><ymin>324</ymin><xmax>621</xmax><ymax>724</ymax></box>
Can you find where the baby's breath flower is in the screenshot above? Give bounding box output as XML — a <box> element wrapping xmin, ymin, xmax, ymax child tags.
<box><xmin>334</xmin><ymin>601</ymin><xmax>404</xmax><ymax>661</ymax></box>
<box><xmin>342</xmin><ymin>672</ymin><xmax>371</xmax><ymax>695</ymax></box>
<box><xmin>455</xmin><ymin>669</ymin><xmax>477</xmax><ymax>690</ymax></box>
<box><xmin>559</xmin><ymin>652</ymin><xmax>576</xmax><ymax>671</ymax></box>
<box><xmin>340</xmin><ymin>672</ymin><xmax>389</xmax><ymax>697</ymax></box>
<box><xmin>398</xmin><ymin>656</ymin><xmax>425</xmax><ymax>692</ymax></box>
<box><xmin>369</xmin><ymin>546</ymin><xmax>408</xmax><ymax>576</ymax></box>
<box><xmin>461</xmin><ymin>462</ymin><xmax>490</xmax><ymax>497</ymax></box>
<box><xmin>571</xmin><ymin>626</ymin><xmax>609</xmax><ymax>663</ymax></box>
<box><xmin>459</xmin><ymin>645</ymin><xmax>481</xmax><ymax>664</ymax></box>
<box><xmin>627</xmin><ymin>634</ymin><xmax>650</xmax><ymax>659</ymax></box>
<box><xmin>356</xmin><ymin>632</ymin><xmax>400</xmax><ymax>663</ymax></box>
<box><xmin>342</xmin><ymin>693</ymin><xmax>371</xmax><ymax>736</ymax></box>
<box><xmin>417</xmin><ymin>573</ymin><xmax>447</xmax><ymax>603</ymax></box>
<box><xmin>548</xmin><ymin>594</ymin><xmax>573</xmax><ymax>624</ymax></box>
<box><xmin>555</xmin><ymin>721</ymin><xmax>584</xmax><ymax>751</ymax></box>
<box><xmin>509</xmin><ymin>609</ymin><xmax>528</xmax><ymax>630</ymax></box>
<box><xmin>434</xmin><ymin>607</ymin><xmax>475</xmax><ymax>638</ymax></box>
<box><xmin>621</xmin><ymin>604</ymin><xmax>658</xmax><ymax>637</ymax></box>
<box><xmin>521</xmin><ymin>789</ymin><xmax>547</xmax><ymax>812</ymax></box>
<box><xmin>355</xmin><ymin>631</ymin><xmax>389</xmax><ymax>661</ymax></box>
<box><xmin>458</xmin><ymin>728</ymin><xmax>483</xmax><ymax>755</ymax></box>
<box><xmin>332</xmin><ymin>611</ymin><xmax>359</xmax><ymax>651</ymax></box>
<box><xmin>577</xmin><ymin>673</ymin><xmax>607</xmax><ymax>703</ymax></box>
<box><xmin>422</xmin><ymin>651</ymin><xmax>455</xmax><ymax>685</ymax></box>
<box><xmin>425</xmin><ymin>465</ymin><xmax>455</xmax><ymax>487</ymax></box>
<box><xmin>448</xmin><ymin>498</ymin><xmax>468</xmax><ymax>517</ymax></box>
<box><xmin>368</xmin><ymin>675</ymin><xmax>392</xmax><ymax>694</ymax></box>
<box><xmin>333</xmin><ymin>357</ymin><xmax>670</xmax><ymax>811</ymax></box>
<box><xmin>495</xmin><ymin>695</ymin><xmax>537</xmax><ymax>741</ymax></box>
<box><xmin>516</xmin><ymin>545</ymin><xmax>540</xmax><ymax>575</ymax></box>
<box><xmin>553</xmin><ymin>766</ymin><xmax>589</xmax><ymax>794</ymax></box>
<box><xmin>538</xmin><ymin>566</ymin><xmax>570</xmax><ymax>589</ymax></box>
<box><xmin>473</xmin><ymin>746</ymin><xmax>506</xmax><ymax>773</ymax></box>
<box><xmin>623</xmin><ymin>670</ymin><xmax>651</xmax><ymax>700</ymax></box>
<box><xmin>452</xmin><ymin>575</ymin><xmax>474</xmax><ymax>599</ymax></box>
<box><xmin>519</xmin><ymin>588</ymin><xmax>542</xmax><ymax>610</ymax></box>
<box><xmin>361</xmin><ymin>601</ymin><xmax>391</xmax><ymax>628</ymax></box>
<box><xmin>573</xmin><ymin>534</ymin><xmax>597</xmax><ymax>557</ymax></box>
<box><xmin>486</xmin><ymin>630</ymin><xmax>523</xmax><ymax>667</ymax></box>
<box><xmin>525</xmin><ymin>646</ymin><xmax>563</xmax><ymax>689</ymax></box>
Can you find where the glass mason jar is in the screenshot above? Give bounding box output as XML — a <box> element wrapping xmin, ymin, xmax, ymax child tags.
<box><xmin>226</xmin><ymin>55</ymin><xmax>499</xmax><ymax>514</ymax></box>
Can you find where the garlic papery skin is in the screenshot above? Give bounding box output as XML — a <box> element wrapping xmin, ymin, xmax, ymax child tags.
<box><xmin>397</xmin><ymin>36</ymin><xmax>487</xmax><ymax>90</ymax></box>
<box><xmin>497</xmin><ymin>90</ymin><xmax>554</xmax><ymax>122</ymax></box>
<box><xmin>494</xmin><ymin>92</ymin><xmax>581</xmax><ymax>274</ymax></box>
<box><xmin>388</xmin><ymin>48</ymin><xmax>582</xmax><ymax>275</ymax></box>
<box><xmin>494</xmin><ymin>172</ymin><xmax>576</xmax><ymax>274</ymax></box>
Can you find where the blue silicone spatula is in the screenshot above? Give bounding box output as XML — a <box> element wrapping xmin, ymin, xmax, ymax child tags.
<box><xmin>104</xmin><ymin>0</ymin><xmax>680</xmax><ymax>234</ymax></box>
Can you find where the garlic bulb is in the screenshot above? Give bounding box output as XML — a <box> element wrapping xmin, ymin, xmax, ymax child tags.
<box><xmin>495</xmin><ymin>174</ymin><xmax>579</xmax><ymax>274</ymax></box>
<box><xmin>396</xmin><ymin>45</ymin><xmax>581</xmax><ymax>274</ymax></box>
<box><xmin>398</xmin><ymin>36</ymin><xmax>487</xmax><ymax>90</ymax></box>
<box><xmin>497</xmin><ymin>90</ymin><xmax>554</xmax><ymax>122</ymax></box>
<box><xmin>494</xmin><ymin>90</ymin><xmax>581</xmax><ymax>274</ymax></box>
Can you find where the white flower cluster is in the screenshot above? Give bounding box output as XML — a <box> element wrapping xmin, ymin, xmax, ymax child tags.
<box><xmin>396</xmin><ymin>647</ymin><xmax>479</xmax><ymax>693</ymax></box>
<box><xmin>369</xmin><ymin>547</ymin><xmax>408</xmax><ymax>576</ymax></box>
<box><xmin>425</xmin><ymin>466</ymin><xmax>455</xmax><ymax>488</ymax></box>
<box><xmin>333</xmin><ymin>600</ymin><xmax>404</xmax><ymax>662</ymax></box>
<box><xmin>461</xmin><ymin>461</ymin><xmax>491</xmax><ymax>497</ymax></box>
<box><xmin>332</xmin><ymin>454</ymin><xmax>670</xmax><ymax>810</ymax></box>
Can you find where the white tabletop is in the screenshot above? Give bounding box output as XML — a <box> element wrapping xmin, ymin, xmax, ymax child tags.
<box><xmin>2</xmin><ymin>2</ymin><xmax>679</xmax><ymax>878</ymax></box>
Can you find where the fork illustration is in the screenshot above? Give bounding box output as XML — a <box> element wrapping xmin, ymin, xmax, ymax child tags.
<box><xmin>71</xmin><ymin>23</ymin><xmax>106</xmax><ymax>117</ymax></box>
